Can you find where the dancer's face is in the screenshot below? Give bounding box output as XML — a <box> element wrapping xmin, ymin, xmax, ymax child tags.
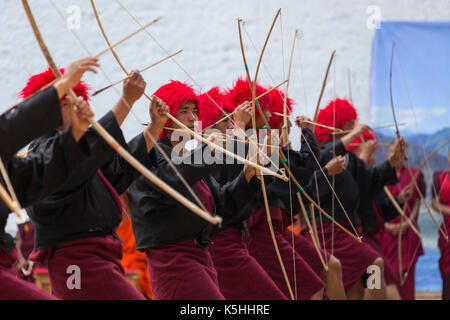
<box><xmin>173</xmin><ymin>101</ymin><xmax>198</xmax><ymax>131</ymax></box>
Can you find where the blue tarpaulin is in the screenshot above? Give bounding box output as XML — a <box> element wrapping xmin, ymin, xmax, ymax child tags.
<box><xmin>371</xmin><ymin>21</ymin><xmax>450</xmax><ymax>135</ymax></box>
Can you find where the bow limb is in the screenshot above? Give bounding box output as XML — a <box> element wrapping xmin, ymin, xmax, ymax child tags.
<box><xmin>238</xmin><ymin>17</ymin><xmax>295</xmax><ymax>300</ymax></box>
<box><xmin>312</xmin><ymin>50</ymin><xmax>336</xmax><ymax>126</ymax></box>
<box><xmin>281</xmin><ymin>29</ymin><xmax>297</xmax><ymax>145</ymax></box>
<box><xmin>90</xmin><ymin>0</ymin><xmax>214</xmax><ymax>217</ymax></box>
<box><xmin>388</xmin><ymin>40</ymin><xmax>448</xmax><ymax>241</ymax></box>
<box><xmin>250</xmin><ymin>8</ymin><xmax>280</xmax><ymax>146</ymax></box>
<box><xmin>202</xmin><ymin>80</ymin><xmax>287</xmax><ymax>132</ymax></box>
<box><xmin>297</xmin><ymin>192</ymin><xmax>328</xmax><ymax>271</ymax></box>
<box><xmin>22</xmin><ymin>0</ymin><xmax>220</xmax><ymax>225</ymax></box>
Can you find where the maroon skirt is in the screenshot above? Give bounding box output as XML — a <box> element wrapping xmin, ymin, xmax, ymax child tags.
<box><xmin>438</xmin><ymin>216</ymin><xmax>450</xmax><ymax>278</ymax></box>
<box><xmin>359</xmin><ymin>226</ymin><xmax>398</xmax><ymax>285</ymax></box>
<box><xmin>311</xmin><ymin>220</ymin><xmax>382</xmax><ymax>292</ymax></box>
<box><xmin>398</xmin><ymin>265</ymin><xmax>417</xmax><ymax>300</ymax></box>
<box><xmin>145</xmin><ymin>239</ymin><xmax>225</xmax><ymax>300</ymax></box>
<box><xmin>247</xmin><ymin>206</ymin><xmax>324</xmax><ymax>300</ymax></box>
<box><xmin>0</xmin><ymin>247</ymin><xmax>17</xmax><ymax>269</ymax></box>
<box><xmin>282</xmin><ymin>229</ymin><xmax>330</xmax><ymax>280</ymax></box>
<box><xmin>281</xmin><ymin>210</ymin><xmax>330</xmax><ymax>281</ymax></box>
<box><xmin>30</xmin><ymin>235</ymin><xmax>145</xmax><ymax>300</ymax></box>
<box><xmin>0</xmin><ymin>248</ymin><xmax>57</xmax><ymax>300</ymax></box>
<box><xmin>209</xmin><ymin>227</ymin><xmax>287</xmax><ymax>300</ymax></box>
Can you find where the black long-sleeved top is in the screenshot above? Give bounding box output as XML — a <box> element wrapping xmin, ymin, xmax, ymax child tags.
<box><xmin>27</xmin><ymin>111</ymin><xmax>151</xmax><ymax>250</ymax></box>
<box><xmin>129</xmin><ymin>137</ymin><xmax>260</xmax><ymax>250</ymax></box>
<box><xmin>0</xmin><ymin>86</ymin><xmax>62</xmax><ymax>162</ymax></box>
<box><xmin>1</xmin><ymin>85</ymin><xmax>62</xmax><ymax>247</ymax></box>
<box><xmin>0</xmin><ymin>126</ymin><xmax>91</xmax><ymax>251</ymax></box>
<box><xmin>309</xmin><ymin>139</ymin><xmax>398</xmax><ymax>226</ymax></box>
<box><xmin>210</xmin><ymin>128</ymin><xmax>323</xmax><ymax>226</ymax></box>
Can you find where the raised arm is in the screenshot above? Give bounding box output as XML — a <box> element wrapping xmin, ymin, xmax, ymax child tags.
<box><xmin>4</xmin><ymin>100</ymin><xmax>94</xmax><ymax>207</ymax></box>
<box><xmin>0</xmin><ymin>57</ymin><xmax>99</xmax><ymax>161</ymax></box>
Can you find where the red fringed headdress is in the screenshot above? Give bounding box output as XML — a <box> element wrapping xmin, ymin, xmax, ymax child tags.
<box><xmin>346</xmin><ymin>130</ymin><xmax>376</xmax><ymax>152</ymax></box>
<box><xmin>226</xmin><ymin>77</ymin><xmax>271</xmax><ymax>128</ymax></box>
<box><xmin>198</xmin><ymin>86</ymin><xmax>234</xmax><ymax>129</ymax></box>
<box><xmin>314</xmin><ymin>98</ymin><xmax>357</xmax><ymax>143</ymax></box>
<box><xmin>19</xmin><ymin>67</ymin><xmax>90</xmax><ymax>101</ymax></box>
<box><xmin>153</xmin><ymin>80</ymin><xmax>199</xmax><ymax>138</ymax></box>
<box><xmin>267</xmin><ymin>87</ymin><xmax>294</xmax><ymax>129</ymax></box>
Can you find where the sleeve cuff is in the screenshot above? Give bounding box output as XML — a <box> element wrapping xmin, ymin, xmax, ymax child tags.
<box><xmin>98</xmin><ymin>111</ymin><xmax>128</xmax><ymax>149</ymax></box>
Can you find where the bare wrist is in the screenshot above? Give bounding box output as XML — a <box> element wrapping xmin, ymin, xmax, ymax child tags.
<box><xmin>121</xmin><ymin>95</ymin><xmax>136</xmax><ymax>106</ymax></box>
<box><xmin>234</xmin><ymin>121</ymin><xmax>247</xmax><ymax>130</ymax></box>
<box><xmin>54</xmin><ymin>79</ymin><xmax>69</xmax><ymax>99</ymax></box>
